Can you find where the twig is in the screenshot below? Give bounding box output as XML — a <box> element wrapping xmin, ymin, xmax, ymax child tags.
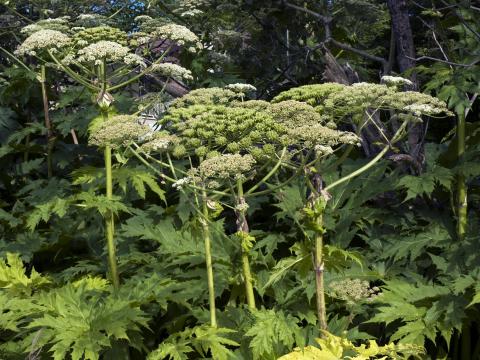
<box><xmin>283</xmin><ymin>1</ymin><xmax>331</xmax><ymax>24</ymax></box>
<box><xmin>405</xmin><ymin>55</ymin><xmax>479</xmax><ymax>67</ymax></box>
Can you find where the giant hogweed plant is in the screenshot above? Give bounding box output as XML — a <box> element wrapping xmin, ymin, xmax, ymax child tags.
<box><xmin>266</xmin><ymin>79</ymin><xmax>452</xmax><ymax>332</ymax></box>
<box><xmin>122</xmin><ymin>82</ymin><xmax>450</xmax><ymax>345</ymax></box>
<box><xmin>14</xmin><ymin>16</ymin><xmax>200</xmax><ymax>289</ymax></box>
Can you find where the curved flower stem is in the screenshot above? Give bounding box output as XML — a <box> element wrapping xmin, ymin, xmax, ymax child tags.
<box><xmin>0</xmin><ymin>47</ymin><xmax>33</xmax><ymax>73</ymax></box>
<box><xmin>128</xmin><ymin>146</ymin><xmax>230</xmax><ymax>197</ymax></box>
<box><xmin>246</xmin><ymin>147</ymin><xmax>287</xmax><ymax>195</ymax></box>
<box><xmin>48</xmin><ymin>50</ymin><xmax>99</xmax><ymax>91</ymax></box>
<box><xmin>202</xmin><ymin>189</ymin><xmax>217</xmax><ymax>327</ymax></box>
<box><xmin>236</xmin><ymin>180</ymin><xmax>256</xmax><ymax>309</ymax></box>
<box><xmin>324</xmin><ymin>120</ymin><xmax>408</xmax><ymax>192</ymax></box>
<box><xmin>246</xmin><ymin>150</ymin><xmax>315</xmax><ymax>198</ymax></box>
<box><xmin>107</xmin><ymin>46</ymin><xmax>172</xmax><ymax>92</ymax></box>
<box><xmin>39</xmin><ymin>65</ymin><xmax>53</xmax><ymax>178</ymax></box>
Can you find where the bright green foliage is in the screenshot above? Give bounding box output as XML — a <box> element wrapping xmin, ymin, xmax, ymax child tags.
<box><xmin>396</xmin><ymin>165</ymin><xmax>453</xmax><ymax>201</ymax></box>
<box><xmin>279</xmin><ymin>331</ymin><xmax>424</xmax><ymax>360</ymax></box>
<box><xmin>148</xmin><ymin>325</ymin><xmax>239</xmax><ymax>360</ymax></box>
<box><xmin>245</xmin><ymin>309</ymin><xmax>303</xmax><ymax>360</ymax></box>
<box><xmin>28</xmin><ymin>283</ymin><xmax>148</xmax><ymax>360</ymax></box>
<box><xmin>0</xmin><ymin>253</ymin><xmax>50</xmax><ymax>295</ymax></box>
<box><xmin>368</xmin><ymin>280</ymin><xmax>466</xmax><ymax>345</ymax></box>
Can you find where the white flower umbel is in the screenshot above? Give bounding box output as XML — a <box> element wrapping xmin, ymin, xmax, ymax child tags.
<box><xmin>404</xmin><ymin>103</ymin><xmax>437</xmax><ymax>116</ymax></box>
<box><xmin>140</xmin><ymin>132</ymin><xmax>177</xmax><ymax>153</ymax></box>
<box><xmin>381</xmin><ymin>75</ymin><xmax>414</xmax><ymax>87</ymax></box>
<box><xmin>89</xmin><ymin>115</ymin><xmax>151</xmax><ymax>149</ymax></box>
<box><xmin>152</xmin><ymin>24</ymin><xmax>202</xmax><ymax>52</ymax></box>
<box><xmin>150</xmin><ymin>63</ymin><xmax>193</xmax><ymax>81</ymax></box>
<box><xmin>123</xmin><ymin>53</ymin><xmax>147</xmax><ymax>68</ymax></box>
<box><xmin>134</xmin><ymin>15</ymin><xmax>153</xmax><ymax>23</ymax></box>
<box><xmin>15</xmin><ymin>29</ymin><xmax>71</xmax><ymax>56</ymax></box>
<box><xmin>77</xmin><ymin>41</ymin><xmax>130</xmax><ymax>65</ymax></box>
<box><xmin>225</xmin><ymin>83</ymin><xmax>257</xmax><ymax>94</ymax></box>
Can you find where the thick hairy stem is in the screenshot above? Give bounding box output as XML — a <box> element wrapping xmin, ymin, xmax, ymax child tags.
<box><xmin>99</xmin><ymin>60</ymin><xmax>119</xmax><ymax>290</ymax></box>
<box><xmin>456</xmin><ymin>111</ymin><xmax>467</xmax><ymax>241</ymax></box>
<box><xmin>236</xmin><ymin>180</ymin><xmax>256</xmax><ymax>309</ymax></box>
<box><xmin>202</xmin><ymin>190</ymin><xmax>217</xmax><ymax>327</ymax></box>
<box><xmin>314</xmin><ymin>212</ymin><xmax>327</xmax><ymax>331</ymax></box>
<box><xmin>308</xmin><ymin>174</ymin><xmax>327</xmax><ymax>331</ymax></box>
<box><xmin>40</xmin><ymin>65</ymin><xmax>53</xmax><ymax>178</ymax></box>
<box><xmin>104</xmin><ymin>145</ymin><xmax>120</xmax><ymax>290</ymax></box>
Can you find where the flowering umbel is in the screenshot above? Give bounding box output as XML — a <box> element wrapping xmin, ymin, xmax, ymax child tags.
<box><xmin>15</xmin><ymin>29</ymin><xmax>71</xmax><ymax>57</ymax></box>
<box><xmin>88</xmin><ymin>115</ymin><xmax>151</xmax><ymax>149</ymax></box>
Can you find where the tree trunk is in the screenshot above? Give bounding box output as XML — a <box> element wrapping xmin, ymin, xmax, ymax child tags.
<box><xmin>387</xmin><ymin>0</ymin><xmax>424</xmax><ymax>167</ymax></box>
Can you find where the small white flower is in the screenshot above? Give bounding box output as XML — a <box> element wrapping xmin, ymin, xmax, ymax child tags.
<box><xmin>172</xmin><ymin>177</ymin><xmax>191</xmax><ymax>190</ymax></box>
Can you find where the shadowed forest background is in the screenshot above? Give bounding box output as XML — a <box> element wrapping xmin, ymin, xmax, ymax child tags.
<box><xmin>0</xmin><ymin>1</ymin><xmax>479</xmax><ymax>359</ymax></box>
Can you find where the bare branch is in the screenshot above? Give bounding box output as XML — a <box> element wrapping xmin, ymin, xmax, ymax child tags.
<box><xmin>330</xmin><ymin>39</ymin><xmax>388</xmax><ymax>67</ymax></box>
<box><xmin>283</xmin><ymin>1</ymin><xmax>331</xmax><ymax>24</ymax></box>
<box><xmin>405</xmin><ymin>55</ymin><xmax>480</xmax><ymax>67</ymax></box>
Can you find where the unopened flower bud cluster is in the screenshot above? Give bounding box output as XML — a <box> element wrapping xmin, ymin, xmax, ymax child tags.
<box><xmin>198</xmin><ymin>153</ymin><xmax>256</xmax><ymax>180</ymax></box>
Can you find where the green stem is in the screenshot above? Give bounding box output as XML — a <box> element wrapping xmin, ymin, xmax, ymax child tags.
<box><xmin>0</xmin><ymin>47</ymin><xmax>34</xmax><ymax>73</ymax></box>
<box><xmin>104</xmin><ymin>144</ymin><xmax>120</xmax><ymax>290</ymax></box>
<box><xmin>48</xmin><ymin>50</ymin><xmax>100</xmax><ymax>91</ymax></box>
<box><xmin>107</xmin><ymin>46</ymin><xmax>172</xmax><ymax>92</ymax></box>
<box><xmin>236</xmin><ymin>180</ymin><xmax>256</xmax><ymax>309</ymax></box>
<box><xmin>128</xmin><ymin>146</ymin><xmax>229</xmax><ymax>197</ymax></box>
<box><xmin>306</xmin><ymin>174</ymin><xmax>328</xmax><ymax>331</ymax></box>
<box><xmin>246</xmin><ymin>147</ymin><xmax>287</xmax><ymax>195</ymax></box>
<box><xmin>325</xmin><ymin>145</ymin><xmax>389</xmax><ymax>192</ymax></box>
<box><xmin>456</xmin><ymin>111</ymin><xmax>467</xmax><ymax>241</ymax></box>
<box><xmin>324</xmin><ymin>120</ymin><xmax>408</xmax><ymax>192</ymax></box>
<box><xmin>100</xmin><ymin>59</ymin><xmax>119</xmax><ymax>290</ymax></box>
<box><xmin>202</xmin><ymin>190</ymin><xmax>217</xmax><ymax>327</ymax></box>
<box><xmin>39</xmin><ymin>65</ymin><xmax>53</xmax><ymax>178</ymax></box>
<box><xmin>314</xmin><ymin>209</ymin><xmax>327</xmax><ymax>331</ymax></box>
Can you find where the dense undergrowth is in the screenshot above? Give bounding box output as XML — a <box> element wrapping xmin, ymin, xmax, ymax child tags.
<box><xmin>0</xmin><ymin>1</ymin><xmax>479</xmax><ymax>360</ymax></box>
